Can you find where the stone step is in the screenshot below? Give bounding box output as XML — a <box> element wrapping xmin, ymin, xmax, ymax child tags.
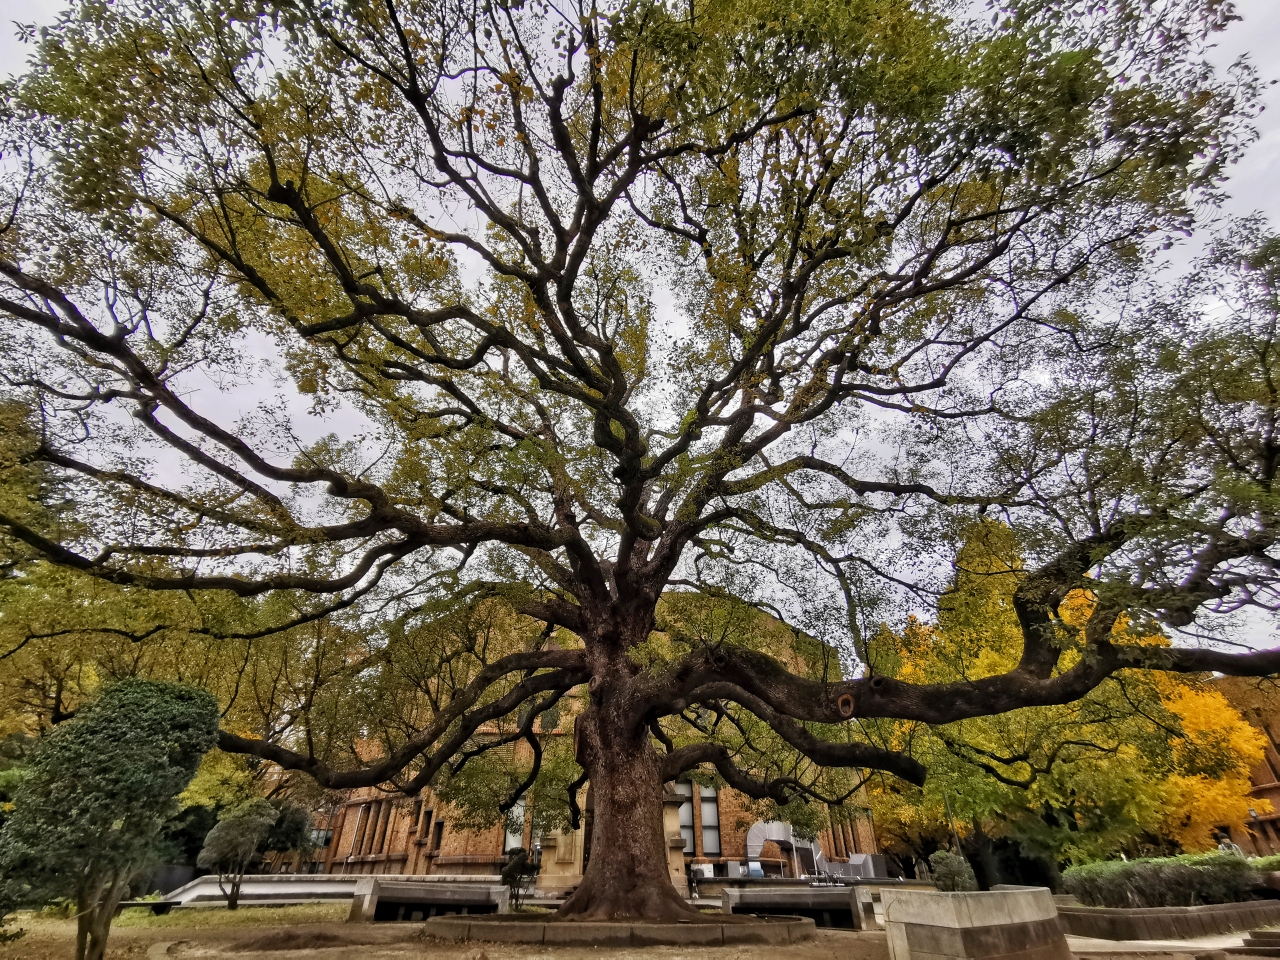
<box><xmin>1227</xmin><ymin>949</ymin><xmax>1280</xmax><ymax>957</ymax></box>
<box><xmin>1248</xmin><ymin>932</ymin><xmax>1280</xmax><ymax>941</ymax></box>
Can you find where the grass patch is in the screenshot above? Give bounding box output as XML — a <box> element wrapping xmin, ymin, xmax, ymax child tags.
<box><xmin>115</xmin><ymin>902</ymin><xmax>348</xmax><ymax>928</ymax></box>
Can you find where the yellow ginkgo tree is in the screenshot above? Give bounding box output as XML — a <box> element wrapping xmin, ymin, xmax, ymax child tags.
<box><xmin>866</xmin><ymin>522</ymin><xmax>1269</xmax><ymax>882</ymax></box>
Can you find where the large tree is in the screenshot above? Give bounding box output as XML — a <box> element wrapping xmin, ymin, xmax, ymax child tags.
<box><xmin>1</xmin><ymin>0</ymin><xmax>1279</xmax><ymax>920</ymax></box>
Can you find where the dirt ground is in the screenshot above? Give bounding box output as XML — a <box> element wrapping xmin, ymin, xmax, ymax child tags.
<box><xmin>0</xmin><ymin>909</ymin><xmax>891</xmax><ymax>960</ymax></box>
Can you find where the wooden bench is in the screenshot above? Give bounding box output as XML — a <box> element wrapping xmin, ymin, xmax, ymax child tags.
<box><xmin>115</xmin><ymin>900</ymin><xmax>180</xmax><ymax>916</ymax></box>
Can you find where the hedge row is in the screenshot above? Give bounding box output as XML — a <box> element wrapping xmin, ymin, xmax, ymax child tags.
<box><xmin>1062</xmin><ymin>854</ymin><xmax>1259</xmax><ymax>908</ymax></box>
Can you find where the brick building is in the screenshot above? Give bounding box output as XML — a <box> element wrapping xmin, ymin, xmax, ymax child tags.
<box><xmin>300</xmin><ymin>774</ymin><xmax>879</xmax><ymax>890</ymax></box>
<box><xmin>1214</xmin><ymin>677</ymin><xmax>1280</xmax><ymax>855</ymax></box>
<box><xmin>273</xmin><ymin>605</ymin><xmax>882</xmax><ymax>887</ymax></box>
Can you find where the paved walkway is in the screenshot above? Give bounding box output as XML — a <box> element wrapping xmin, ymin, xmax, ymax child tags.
<box><xmin>1068</xmin><ymin>932</ymin><xmax>1245</xmax><ymax>956</ymax></box>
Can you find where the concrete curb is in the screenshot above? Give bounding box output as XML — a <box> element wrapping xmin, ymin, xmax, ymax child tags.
<box><xmin>423</xmin><ymin>915</ymin><xmax>817</xmax><ymax>945</ymax></box>
<box><xmin>1059</xmin><ymin>902</ymin><xmax>1280</xmax><ymax>941</ymax></box>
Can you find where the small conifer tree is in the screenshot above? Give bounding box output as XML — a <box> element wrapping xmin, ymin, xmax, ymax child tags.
<box><xmin>0</xmin><ymin>679</ymin><xmax>218</xmax><ymax>960</ymax></box>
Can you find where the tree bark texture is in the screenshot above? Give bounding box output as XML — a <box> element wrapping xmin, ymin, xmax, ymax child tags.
<box><xmin>557</xmin><ymin>677</ymin><xmax>698</xmax><ymax>920</ymax></box>
<box><xmin>74</xmin><ymin>905</ymin><xmax>87</xmax><ymax>960</ymax></box>
<box><xmin>77</xmin><ymin>874</ymin><xmax>127</xmax><ymax>960</ymax></box>
<box><xmin>84</xmin><ymin>904</ymin><xmax>113</xmax><ymax>960</ymax></box>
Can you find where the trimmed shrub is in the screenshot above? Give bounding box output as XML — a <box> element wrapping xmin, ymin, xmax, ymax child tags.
<box><xmin>1063</xmin><ymin>854</ymin><xmax>1260</xmax><ymax>908</ymax></box>
<box><xmin>930</xmin><ymin>850</ymin><xmax>978</xmax><ymax>892</ymax></box>
<box><xmin>1252</xmin><ymin>855</ymin><xmax>1280</xmax><ymax>873</ymax></box>
<box><xmin>0</xmin><ymin>679</ymin><xmax>217</xmax><ymax>959</ymax></box>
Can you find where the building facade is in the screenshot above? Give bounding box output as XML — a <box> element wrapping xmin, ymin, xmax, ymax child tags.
<box><xmin>1214</xmin><ymin>676</ymin><xmax>1280</xmax><ymax>856</ymax></box>
<box><xmin>298</xmin><ymin>778</ymin><xmax>879</xmax><ymax>890</ymax></box>
<box><xmin>271</xmin><ymin>606</ymin><xmax>882</xmax><ymax>886</ymax></box>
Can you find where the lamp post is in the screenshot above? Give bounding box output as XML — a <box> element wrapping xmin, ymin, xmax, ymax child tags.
<box><xmin>943</xmin><ymin>790</ymin><xmax>963</xmax><ymax>854</ymax></box>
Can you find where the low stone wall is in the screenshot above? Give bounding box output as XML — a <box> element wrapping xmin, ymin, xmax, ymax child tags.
<box><xmin>424</xmin><ymin>915</ymin><xmax>817</xmax><ymax>945</ymax></box>
<box><xmin>165</xmin><ymin>873</ymin><xmax>505</xmax><ymax>908</ymax></box>
<box><xmin>1057</xmin><ymin>900</ymin><xmax>1280</xmax><ymax>941</ymax></box>
<box><xmin>349</xmin><ymin>877</ymin><xmax>509</xmax><ymax>922</ymax></box>
<box><xmin>722</xmin><ymin>885</ymin><xmax>859</xmax><ymax>928</ymax></box>
<box><xmin>168</xmin><ymin>874</ymin><xmax>361</xmax><ymax>905</ymax></box>
<box><xmin>882</xmin><ymin>886</ymin><xmax>1071</xmax><ymax>960</ymax></box>
<box><xmin>720</xmin><ymin>878</ymin><xmax>935</xmax><ymax>930</ymax></box>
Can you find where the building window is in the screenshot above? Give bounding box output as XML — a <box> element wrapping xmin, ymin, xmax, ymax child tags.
<box><xmin>505</xmin><ymin>798</ymin><xmax>527</xmax><ymax>853</ymax></box>
<box><xmin>310</xmin><ymin>828</ymin><xmax>333</xmax><ymax>849</ymax></box>
<box><xmin>700</xmin><ymin>786</ymin><xmax>720</xmax><ymax>856</ymax></box>
<box><xmin>347</xmin><ymin>803</ymin><xmax>370</xmax><ymax>857</ymax></box>
<box><xmin>410</xmin><ymin>797</ymin><xmax>423</xmax><ymax>832</ymax></box>
<box><xmin>673</xmin><ymin>782</ymin><xmax>695</xmax><ymax>853</ymax></box>
<box><xmin>828</xmin><ymin>805</ymin><xmax>846</xmax><ymax>858</ymax></box>
<box><xmin>431</xmin><ymin>819</ymin><xmax>446</xmax><ymax>852</ymax></box>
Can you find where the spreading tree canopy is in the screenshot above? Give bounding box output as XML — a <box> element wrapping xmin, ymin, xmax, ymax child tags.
<box><xmin>1</xmin><ymin>0</ymin><xmax>1278</xmax><ymax>919</ymax></box>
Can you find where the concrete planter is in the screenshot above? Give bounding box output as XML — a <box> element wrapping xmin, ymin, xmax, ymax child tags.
<box><xmin>1057</xmin><ymin>899</ymin><xmax>1280</xmax><ymax>941</ymax></box>
<box><xmin>719</xmin><ymin>878</ymin><xmax>935</xmax><ymax>929</ymax></box>
<box><xmin>881</xmin><ymin>886</ymin><xmax>1070</xmax><ymax>960</ymax></box>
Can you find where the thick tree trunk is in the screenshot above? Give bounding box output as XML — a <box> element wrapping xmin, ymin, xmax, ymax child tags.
<box><xmin>557</xmin><ymin>699</ymin><xmax>698</xmax><ymax>921</ymax></box>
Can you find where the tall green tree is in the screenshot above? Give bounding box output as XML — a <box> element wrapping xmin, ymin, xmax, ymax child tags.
<box><xmin>1</xmin><ymin>0</ymin><xmax>1278</xmax><ymax>919</ymax></box>
<box><xmin>0</xmin><ymin>679</ymin><xmax>218</xmax><ymax>960</ymax></box>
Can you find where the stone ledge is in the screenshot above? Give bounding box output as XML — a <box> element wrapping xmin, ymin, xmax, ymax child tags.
<box><xmin>423</xmin><ymin>915</ymin><xmax>818</xmax><ymax>945</ymax></box>
<box><xmin>1058</xmin><ymin>901</ymin><xmax>1280</xmax><ymax>941</ymax></box>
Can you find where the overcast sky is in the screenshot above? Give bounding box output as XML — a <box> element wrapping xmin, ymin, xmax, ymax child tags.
<box><xmin>0</xmin><ymin>0</ymin><xmax>1277</xmax><ymax>646</ymax></box>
